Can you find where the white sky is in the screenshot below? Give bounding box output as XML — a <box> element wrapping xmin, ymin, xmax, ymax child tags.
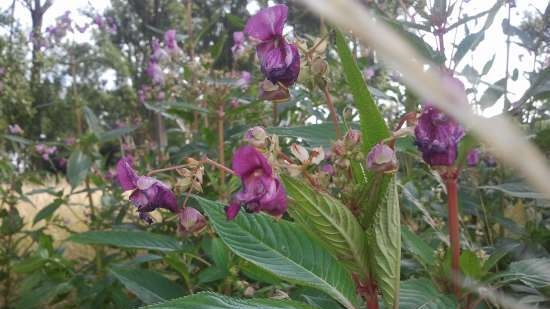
<box><xmin>1</xmin><ymin>0</ymin><xmax>546</xmax><ymax>117</ymax></box>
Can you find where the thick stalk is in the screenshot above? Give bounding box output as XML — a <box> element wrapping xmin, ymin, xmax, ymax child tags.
<box><xmin>354</xmin><ymin>274</ymin><xmax>379</xmax><ymax>309</ymax></box>
<box><xmin>323</xmin><ymin>84</ymin><xmax>341</xmax><ymax>138</ymax></box>
<box><xmin>445</xmin><ymin>171</ymin><xmax>461</xmax><ymax>298</ymax></box>
<box><xmin>217</xmin><ymin>104</ymin><xmax>226</xmax><ymax>198</ymax></box>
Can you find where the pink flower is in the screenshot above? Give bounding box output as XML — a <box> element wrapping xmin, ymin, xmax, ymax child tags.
<box><xmin>116</xmin><ymin>156</ymin><xmax>178</xmax><ymax>224</ymax></box>
<box><xmin>236</xmin><ymin>71</ymin><xmax>252</xmax><ymax>89</ymax></box>
<box><xmin>146</xmin><ymin>61</ymin><xmax>164</xmax><ymax>84</ymax></box>
<box><xmin>363</xmin><ymin>67</ymin><xmax>375</xmax><ymax>80</ymax></box>
<box><xmin>467</xmin><ymin>149</ymin><xmax>481</xmax><ymax>167</ymax></box>
<box><xmin>8</xmin><ymin>124</ymin><xmax>23</xmax><ymax>135</ymax></box>
<box><xmin>225</xmin><ymin>146</ymin><xmax>287</xmax><ymax>220</ymax></box>
<box><xmin>367</xmin><ymin>143</ymin><xmax>398</xmax><ymax>173</ymax></box>
<box><xmin>178</xmin><ymin>207</ymin><xmax>207</xmax><ymax>236</ymax></box>
<box><xmin>244</xmin><ymin>4</ymin><xmax>300</xmax><ymax>87</ymax></box>
<box><xmin>164</xmin><ymin>29</ymin><xmax>182</xmax><ymax>56</ymax></box>
<box><xmin>231</xmin><ymin>31</ymin><xmax>246</xmax><ymax>56</ymax></box>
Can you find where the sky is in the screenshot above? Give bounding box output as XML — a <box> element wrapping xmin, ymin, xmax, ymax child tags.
<box><xmin>1</xmin><ymin>0</ymin><xmax>546</xmax><ymax>117</ymax></box>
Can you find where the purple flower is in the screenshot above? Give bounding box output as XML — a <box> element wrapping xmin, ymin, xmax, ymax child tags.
<box><xmin>244</xmin><ymin>4</ymin><xmax>300</xmax><ymax>87</ymax></box>
<box><xmin>363</xmin><ymin>67</ymin><xmax>375</xmax><ymax>80</ymax></box>
<box><xmin>231</xmin><ymin>31</ymin><xmax>246</xmax><ymax>56</ymax></box>
<box><xmin>93</xmin><ymin>15</ymin><xmax>104</xmax><ymax>28</ymax></box>
<box><xmin>8</xmin><ymin>124</ymin><xmax>23</xmax><ymax>135</ymax></box>
<box><xmin>151</xmin><ymin>38</ymin><xmax>168</xmax><ymax>62</ymax></box>
<box><xmin>146</xmin><ymin>61</ymin><xmax>164</xmax><ymax>84</ymax></box>
<box><xmin>164</xmin><ymin>29</ymin><xmax>181</xmax><ymax>56</ymax></box>
<box><xmin>76</xmin><ymin>23</ymin><xmax>89</xmax><ymax>33</ymax></box>
<box><xmin>35</xmin><ymin>144</ymin><xmax>57</xmax><ymax>160</ymax></box>
<box><xmin>116</xmin><ymin>156</ymin><xmax>178</xmax><ymax>224</ymax></box>
<box><xmin>367</xmin><ymin>143</ymin><xmax>398</xmax><ymax>173</ymax></box>
<box><xmin>236</xmin><ymin>71</ymin><xmax>252</xmax><ymax>89</ymax></box>
<box><xmin>466</xmin><ymin>148</ymin><xmax>481</xmax><ymax>167</ymax></box>
<box><xmin>345</xmin><ymin>129</ymin><xmax>361</xmax><ymax>147</ymax></box>
<box><xmin>225</xmin><ymin>146</ymin><xmax>287</xmax><ymax>220</ymax></box>
<box><xmin>321</xmin><ymin>163</ymin><xmax>335</xmax><ymax>175</ymax></box>
<box><xmin>414</xmin><ymin>104</ymin><xmax>465</xmax><ymax>166</ymax></box>
<box><xmin>178</xmin><ymin>207</ymin><xmax>207</xmax><ymax>236</ymax></box>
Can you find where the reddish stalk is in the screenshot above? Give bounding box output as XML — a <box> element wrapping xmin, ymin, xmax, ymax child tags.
<box><xmin>443</xmin><ymin>169</ymin><xmax>461</xmax><ymax>298</ymax></box>
<box><xmin>353</xmin><ymin>274</ymin><xmax>379</xmax><ymax>309</ymax></box>
<box><xmin>217</xmin><ymin>104</ymin><xmax>226</xmax><ymax>198</ymax></box>
<box><xmin>323</xmin><ymin>84</ymin><xmax>341</xmax><ymax>138</ymax></box>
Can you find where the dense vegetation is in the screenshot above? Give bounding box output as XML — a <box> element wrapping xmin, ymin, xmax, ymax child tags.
<box><xmin>1</xmin><ymin>0</ymin><xmax>549</xmax><ymax>308</ymax></box>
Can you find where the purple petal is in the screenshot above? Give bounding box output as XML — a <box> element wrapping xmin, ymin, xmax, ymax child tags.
<box><xmin>257</xmin><ymin>177</ymin><xmax>287</xmax><ymax>217</ymax></box>
<box><xmin>233</xmin><ymin>31</ymin><xmax>245</xmax><ymax>44</ymax></box>
<box><xmin>225</xmin><ymin>202</ymin><xmax>242</xmax><ymax>221</ymax></box>
<box><xmin>154</xmin><ymin>184</ymin><xmax>178</xmax><ymax>213</ymax></box>
<box><xmin>232</xmin><ymin>146</ymin><xmax>272</xmax><ymax>178</ymax></box>
<box><xmin>116</xmin><ymin>156</ymin><xmax>138</xmax><ymax>190</ymax></box>
<box><xmin>244</xmin><ymin>4</ymin><xmax>287</xmax><ymax>41</ymax></box>
<box><xmin>259</xmin><ymin>42</ymin><xmax>300</xmax><ymax>86</ymax></box>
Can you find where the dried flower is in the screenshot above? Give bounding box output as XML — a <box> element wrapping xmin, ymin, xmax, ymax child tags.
<box><xmin>244</xmin><ymin>126</ymin><xmax>268</xmax><ymax>148</ymax></box>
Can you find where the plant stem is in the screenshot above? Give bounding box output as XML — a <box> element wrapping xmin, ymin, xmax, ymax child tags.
<box><xmin>217</xmin><ymin>104</ymin><xmax>226</xmax><ymax>198</ymax></box>
<box><xmin>203</xmin><ymin>157</ymin><xmax>236</xmax><ymax>176</ymax></box>
<box><xmin>444</xmin><ymin>170</ymin><xmax>461</xmax><ymax>298</ymax></box>
<box><xmin>353</xmin><ymin>274</ymin><xmax>379</xmax><ymax>309</ymax></box>
<box><xmin>323</xmin><ymin>84</ymin><xmax>341</xmax><ymax>138</ymax></box>
<box><xmin>272</xmin><ymin>102</ymin><xmax>277</xmax><ymax>126</ymax></box>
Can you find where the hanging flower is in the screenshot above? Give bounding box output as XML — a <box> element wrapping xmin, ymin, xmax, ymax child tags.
<box><xmin>366</xmin><ymin>143</ymin><xmax>398</xmax><ymax>173</ymax></box>
<box><xmin>164</xmin><ymin>29</ymin><xmax>182</xmax><ymax>56</ymax></box>
<box><xmin>178</xmin><ymin>207</ymin><xmax>207</xmax><ymax>236</ymax></box>
<box><xmin>116</xmin><ymin>156</ymin><xmax>178</xmax><ymax>224</ymax></box>
<box><xmin>466</xmin><ymin>148</ymin><xmax>481</xmax><ymax>167</ymax></box>
<box><xmin>244</xmin><ymin>4</ymin><xmax>300</xmax><ymax>87</ymax></box>
<box><xmin>151</xmin><ymin>37</ymin><xmax>168</xmax><ymax>63</ymax></box>
<box><xmin>231</xmin><ymin>31</ymin><xmax>246</xmax><ymax>56</ymax></box>
<box><xmin>225</xmin><ymin>146</ymin><xmax>287</xmax><ymax>220</ymax></box>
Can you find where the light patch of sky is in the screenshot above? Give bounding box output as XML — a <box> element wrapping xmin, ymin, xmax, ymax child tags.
<box><xmin>2</xmin><ymin>1</ymin><xmax>546</xmax><ymax>116</ymax></box>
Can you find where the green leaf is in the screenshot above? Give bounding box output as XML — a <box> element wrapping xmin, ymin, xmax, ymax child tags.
<box><xmin>291</xmin><ymin>287</ymin><xmax>345</xmax><ymax>309</ymax></box>
<box><xmin>514</xmin><ymin>68</ymin><xmax>550</xmax><ymax>108</ymax></box>
<box><xmin>479</xmin><ymin>78</ymin><xmax>507</xmax><ymax>110</ymax></box>
<box><xmin>67</xmin><ymin>150</ymin><xmax>92</xmax><ymax>188</ymax></box>
<box><xmin>97</xmin><ymin>126</ymin><xmax>136</xmax><ymax>142</ymax></box>
<box><xmin>478</xmin><ymin>182</ymin><xmax>547</xmax><ymax>200</ymax></box>
<box><xmin>282</xmin><ymin>175</ymin><xmax>369</xmax><ymax>275</ymax></box>
<box><xmin>3</xmin><ymin>134</ymin><xmax>33</xmax><ymax>145</ymax></box>
<box><xmin>334</xmin><ymin>30</ymin><xmax>390</xmax><ymax>153</ymax></box>
<box><xmin>401</xmin><ymin>227</ymin><xmax>435</xmax><ymax>267</ymax></box>
<box><xmin>83</xmin><ymin>106</ymin><xmax>103</xmax><ymax>133</ymax></box>
<box><xmin>198</xmin><ymin>267</ymin><xmax>229</xmax><ymax>284</ymax></box>
<box><xmin>459</xmin><ymin>250</ymin><xmax>484</xmax><ymax>280</ymax></box>
<box><xmin>490</xmin><ymin>258</ymin><xmax>550</xmax><ymax>288</ymax></box>
<box><xmin>33</xmin><ymin>198</ymin><xmax>64</xmax><ymax>225</ymax></box>
<box><xmin>69</xmin><ymin>230</ymin><xmax>187</xmax><ymax>252</ymax></box>
<box><xmin>267</xmin><ymin>123</ymin><xmax>350</xmax><ymax>148</ymax></box>
<box><xmin>210</xmin><ymin>238</ymin><xmax>231</xmax><ymax>269</ymax></box>
<box><xmin>368</xmin><ymin>177</ymin><xmax>401</xmax><ymax>309</ymax></box>
<box><xmin>481</xmin><ymin>55</ymin><xmax>495</xmax><ymax>75</ymax></box>
<box><xmin>400</xmin><ymin>279</ymin><xmax>456</xmax><ymax>309</ymax></box>
<box><xmin>110</xmin><ymin>267</ymin><xmax>184</xmax><ymax>304</ymax></box>
<box><xmin>197</xmin><ymin>196</ymin><xmax>359</xmax><ymax>309</ymax></box>
<box><xmin>453</xmin><ymin>32</ymin><xmax>485</xmax><ymax>65</ymax></box>
<box><xmin>139</xmin><ymin>292</ymin><xmax>317</xmax><ymax>309</ymax></box>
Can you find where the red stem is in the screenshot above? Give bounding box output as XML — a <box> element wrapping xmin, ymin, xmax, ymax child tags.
<box><xmin>353</xmin><ymin>274</ymin><xmax>379</xmax><ymax>309</ymax></box>
<box><xmin>445</xmin><ymin>171</ymin><xmax>461</xmax><ymax>298</ymax></box>
<box><xmin>323</xmin><ymin>84</ymin><xmax>341</xmax><ymax>139</ymax></box>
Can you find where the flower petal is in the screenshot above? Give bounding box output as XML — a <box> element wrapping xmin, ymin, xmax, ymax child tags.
<box><xmin>116</xmin><ymin>156</ymin><xmax>138</xmax><ymax>191</ymax></box>
<box><xmin>225</xmin><ymin>202</ymin><xmax>242</xmax><ymax>221</ymax></box>
<box><xmin>232</xmin><ymin>146</ymin><xmax>272</xmax><ymax>178</ymax></box>
<box><xmin>244</xmin><ymin>4</ymin><xmax>287</xmax><ymax>41</ymax></box>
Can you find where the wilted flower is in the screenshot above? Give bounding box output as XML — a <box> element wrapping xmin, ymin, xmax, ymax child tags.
<box><xmin>8</xmin><ymin>124</ymin><xmax>23</xmax><ymax>135</ymax></box>
<box><xmin>244</xmin><ymin>126</ymin><xmax>268</xmax><ymax>148</ymax></box>
<box><xmin>236</xmin><ymin>71</ymin><xmax>252</xmax><ymax>89</ymax></box>
<box><xmin>178</xmin><ymin>207</ymin><xmax>207</xmax><ymax>236</ymax></box>
<box><xmin>231</xmin><ymin>31</ymin><xmax>246</xmax><ymax>56</ymax></box>
<box><xmin>467</xmin><ymin>148</ymin><xmax>481</xmax><ymax>167</ymax></box>
<box><xmin>225</xmin><ymin>146</ymin><xmax>287</xmax><ymax>220</ymax></box>
<box><xmin>244</xmin><ymin>4</ymin><xmax>300</xmax><ymax>87</ymax></box>
<box><xmin>146</xmin><ymin>61</ymin><xmax>164</xmax><ymax>84</ymax></box>
<box><xmin>116</xmin><ymin>156</ymin><xmax>178</xmax><ymax>224</ymax></box>
<box><xmin>367</xmin><ymin>143</ymin><xmax>398</xmax><ymax>173</ymax></box>
<box><xmin>259</xmin><ymin>79</ymin><xmax>290</xmax><ymax>102</ymax></box>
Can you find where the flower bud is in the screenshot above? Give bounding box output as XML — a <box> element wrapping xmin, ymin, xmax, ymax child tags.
<box><xmin>345</xmin><ymin>129</ymin><xmax>361</xmax><ymax>147</ymax></box>
<box><xmin>178</xmin><ymin>207</ymin><xmax>207</xmax><ymax>236</ymax></box>
<box><xmin>311</xmin><ymin>58</ymin><xmax>328</xmax><ymax>76</ymax></box>
<box><xmin>331</xmin><ymin>140</ymin><xmax>346</xmax><ymax>156</ymax></box>
<box><xmin>366</xmin><ymin>143</ymin><xmax>398</xmax><ymax>173</ymax></box>
<box><xmin>466</xmin><ymin>148</ymin><xmax>481</xmax><ymax>167</ymax></box>
<box><xmin>245</xmin><ymin>126</ymin><xmax>268</xmax><ymax>148</ymax></box>
<box><xmin>290</xmin><ymin>143</ymin><xmax>309</xmax><ymax>163</ymax></box>
<box><xmin>310</xmin><ymin>147</ymin><xmax>325</xmax><ymax>165</ymax></box>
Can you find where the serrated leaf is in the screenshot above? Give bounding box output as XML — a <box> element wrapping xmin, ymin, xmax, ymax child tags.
<box><xmin>110</xmin><ymin>267</ymin><xmax>184</xmax><ymax>304</ymax></box>
<box><xmin>67</xmin><ymin>150</ymin><xmax>92</xmax><ymax>188</ymax></box>
<box><xmin>400</xmin><ymin>278</ymin><xmax>456</xmax><ymax>309</ymax></box>
<box><xmin>282</xmin><ymin>175</ymin><xmax>369</xmax><ymax>275</ymax></box>
<box><xmin>196</xmin><ymin>196</ymin><xmax>359</xmax><ymax>309</ymax></box>
<box><xmin>69</xmin><ymin>230</ymin><xmax>187</xmax><ymax>252</ymax></box>
<box><xmin>334</xmin><ymin>30</ymin><xmax>390</xmax><ymax>153</ymax></box>
<box><xmin>479</xmin><ymin>78</ymin><xmax>507</xmax><ymax>110</ymax></box>
<box><xmin>139</xmin><ymin>292</ymin><xmax>317</xmax><ymax>309</ymax></box>
<box><xmin>401</xmin><ymin>227</ymin><xmax>435</xmax><ymax>267</ymax></box>
<box><xmin>491</xmin><ymin>258</ymin><xmax>550</xmax><ymax>288</ymax></box>
<box><xmin>267</xmin><ymin>123</ymin><xmax>351</xmax><ymax>148</ymax></box>
<box><xmin>368</xmin><ymin>177</ymin><xmax>401</xmax><ymax>309</ymax></box>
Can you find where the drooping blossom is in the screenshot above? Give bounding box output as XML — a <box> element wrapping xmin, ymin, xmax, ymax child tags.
<box><xmin>244</xmin><ymin>126</ymin><xmax>268</xmax><ymax>148</ymax></box>
<box><xmin>466</xmin><ymin>148</ymin><xmax>481</xmax><ymax>167</ymax></box>
<box><xmin>116</xmin><ymin>156</ymin><xmax>178</xmax><ymax>224</ymax></box>
<box><xmin>367</xmin><ymin>143</ymin><xmax>398</xmax><ymax>173</ymax></box>
<box><xmin>146</xmin><ymin>61</ymin><xmax>164</xmax><ymax>84</ymax></box>
<box><xmin>8</xmin><ymin>124</ymin><xmax>23</xmax><ymax>135</ymax></box>
<box><xmin>236</xmin><ymin>71</ymin><xmax>252</xmax><ymax>89</ymax></box>
<box><xmin>178</xmin><ymin>207</ymin><xmax>207</xmax><ymax>236</ymax></box>
<box><xmin>231</xmin><ymin>31</ymin><xmax>246</xmax><ymax>56</ymax></box>
<box><xmin>225</xmin><ymin>146</ymin><xmax>287</xmax><ymax>220</ymax></box>
<box><xmin>164</xmin><ymin>29</ymin><xmax>182</xmax><ymax>56</ymax></box>
<box><xmin>414</xmin><ymin>75</ymin><xmax>466</xmax><ymax>166</ymax></box>
<box><xmin>244</xmin><ymin>4</ymin><xmax>300</xmax><ymax>87</ymax></box>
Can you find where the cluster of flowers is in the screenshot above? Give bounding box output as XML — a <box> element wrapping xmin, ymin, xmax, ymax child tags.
<box><xmin>35</xmin><ymin>143</ymin><xmax>58</xmax><ymax>161</ymax></box>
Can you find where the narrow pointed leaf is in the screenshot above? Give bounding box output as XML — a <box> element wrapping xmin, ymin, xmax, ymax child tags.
<box><xmin>110</xmin><ymin>267</ymin><xmax>184</xmax><ymax>304</ymax></box>
<box><xmin>400</xmin><ymin>279</ymin><xmax>456</xmax><ymax>309</ymax></box>
<box><xmin>69</xmin><ymin>230</ymin><xmax>187</xmax><ymax>252</ymax></box>
<box><xmin>196</xmin><ymin>196</ymin><xmax>359</xmax><ymax>309</ymax></box>
<box><xmin>368</xmin><ymin>176</ymin><xmax>401</xmax><ymax>309</ymax></box>
<box><xmin>282</xmin><ymin>175</ymin><xmax>369</xmax><ymax>275</ymax></box>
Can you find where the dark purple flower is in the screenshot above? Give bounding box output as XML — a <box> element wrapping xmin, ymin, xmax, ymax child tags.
<box><xmin>414</xmin><ymin>104</ymin><xmax>465</xmax><ymax>166</ymax></box>
<box><xmin>116</xmin><ymin>156</ymin><xmax>178</xmax><ymax>224</ymax></box>
<box><xmin>321</xmin><ymin>163</ymin><xmax>335</xmax><ymax>175</ymax></box>
<box><xmin>244</xmin><ymin>4</ymin><xmax>300</xmax><ymax>87</ymax></box>
<box><xmin>483</xmin><ymin>154</ymin><xmax>497</xmax><ymax>167</ymax></box>
<box><xmin>367</xmin><ymin>143</ymin><xmax>398</xmax><ymax>173</ymax></box>
<box><xmin>93</xmin><ymin>15</ymin><xmax>104</xmax><ymax>28</ymax></box>
<box><xmin>178</xmin><ymin>207</ymin><xmax>207</xmax><ymax>236</ymax></box>
<box><xmin>225</xmin><ymin>146</ymin><xmax>287</xmax><ymax>220</ymax></box>
<box><xmin>151</xmin><ymin>38</ymin><xmax>168</xmax><ymax>62</ymax></box>
<box><xmin>466</xmin><ymin>148</ymin><xmax>481</xmax><ymax>167</ymax></box>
